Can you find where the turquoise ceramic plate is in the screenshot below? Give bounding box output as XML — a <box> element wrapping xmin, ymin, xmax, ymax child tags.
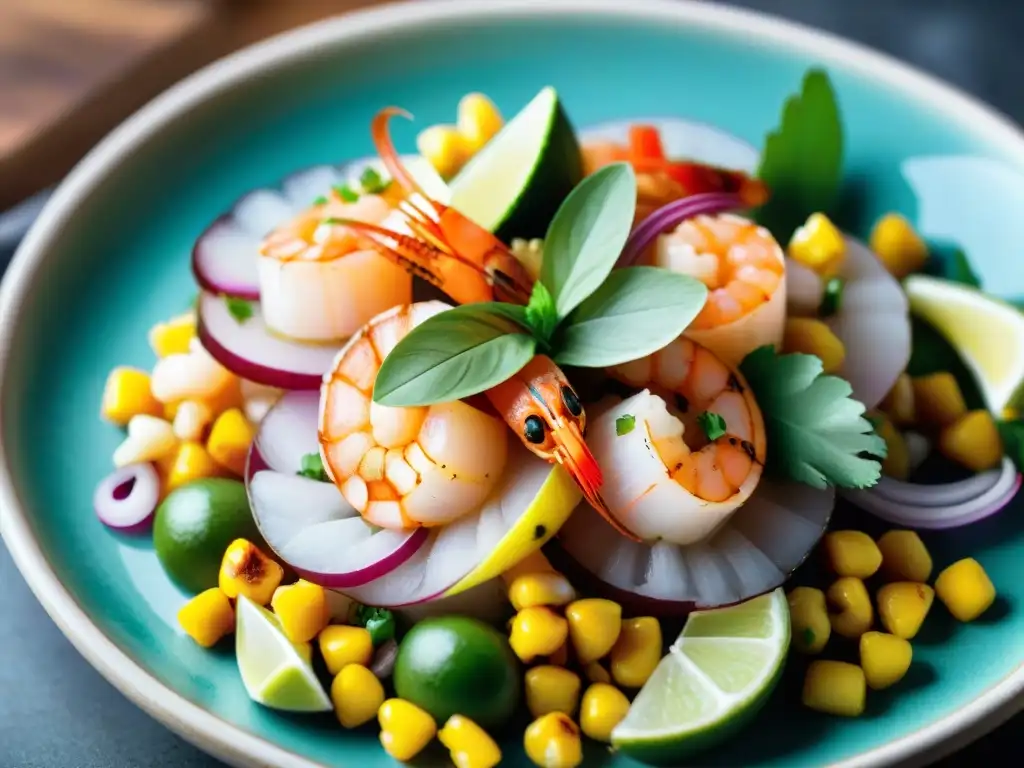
<box><xmin>1</xmin><ymin>1</ymin><xmax>1022</xmax><ymax>766</ymax></box>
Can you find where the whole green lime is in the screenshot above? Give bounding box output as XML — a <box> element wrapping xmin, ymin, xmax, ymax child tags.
<box><xmin>153</xmin><ymin>478</ymin><xmax>260</xmax><ymax>594</ymax></box>
<box><xmin>393</xmin><ymin>616</ymin><xmax>521</xmax><ymax>729</ymax></box>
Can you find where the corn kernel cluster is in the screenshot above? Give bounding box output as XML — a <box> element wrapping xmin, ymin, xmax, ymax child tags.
<box><xmin>416</xmin><ymin>93</ymin><xmax>504</xmax><ymax>179</ymax></box>
<box><xmin>793</xmin><ymin>529</ymin><xmax>997</xmax><ymax>717</ymax></box>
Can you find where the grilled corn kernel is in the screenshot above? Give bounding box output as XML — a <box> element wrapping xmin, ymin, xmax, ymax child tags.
<box><xmin>827</xmin><ymin>577</ymin><xmax>874</xmax><ymax>639</ymax></box>
<box><xmin>319</xmin><ymin>625</ymin><xmax>374</xmax><ymax>675</ymax></box>
<box><xmin>610</xmin><ymin>616</ymin><xmax>661</xmax><ymax>688</ymax></box>
<box><xmin>935</xmin><ymin>558</ymin><xmax>996</xmax><ymax>622</ymax></box>
<box><xmin>163</xmin><ymin>441</ymin><xmax>226</xmax><ymax>493</ymax></box>
<box><xmin>579</xmin><ymin>683</ymin><xmax>630</xmax><ymax>743</ymax></box>
<box><xmin>510</xmin><ymin>607</ymin><xmax>569</xmax><ymax>663</ymax></box>
<box><xmin>583</xmin><ymin>662</ymin><xmax>611</xmax><ymax>684</ymax></box>
<box><xmin>378</xmin><ymin>698</ymin><xmax>437</xmax><ymax>762</ymax></box>
<box><xmin>870</xmin><ymin>213</ymin><xmax>929</xmax><ymax>279</ymax></box>
<box><xmin>102</xmin><ymin>367</ymin><xmax>163</xmax><ymax>426</ymax></box>
<box><xmin>782</xmin><ymin>318</ymin><xmax>846</xmax><ymax>374</ymax></box>
<box><xmin>270</xmin><ymin>580</ymin><xmax>329</xmax><ymax>644</ymax></box>
<box><xmin>331</xmin><ymin>664</ymin><xmax>384</xmax><ymax>729</ymax></box>
<box><xmin>416</xmin><ymin>125</ymin><xmax>470</xmax><ymax>179</ymax></box>
<box><xmin>788</xmin><ymin>212</ymin><xmax>847</xmax><ymax>277</ymax></box>
<box><xmin>823</xmin><ymin>530</ymin><xmax>883</xmax><ymax>579</ymax></box>
<box><xmin>149</xmin><ymin>312</ymin><xmax>197</xmax><ymax>358</ymax></box>
<box><xmin>880</xmin><ymin>373</ymin><xmax>916</xmax><ymax>426</ymax></box>
<box><xmin>787</xmin><ymin>586</ymin><xmax>831</xmax><ymax>654</ymax></box>
<box><xmin>565</xmin><ymin>599</ymin><xmax>622</xmax><ymax>665</ymax></box>
<box><xmin>457</xmin><ymin>92</ymin><xmax>504</xmax><ymax>152</ymax></box>
<box><xmin>524</xmin><ymin>712</ymin><xmax>583</xmax><ymax>768</ymax></box>
<box><xmin>877</xmin><ymin>582</ymin><xmax>934</xmax><ymax>639</ymax></box>
<box><xmin>177</xmin><ymin>587</ymin><xmax>235</xmax><ymax>647</ymax></box>
<box><xmin>509</xmin><ymin>572</ymin><xmax>576</xmax><ymax>611</ymax></box>
<box><xmin>206</xmin><ymin>408</ymin><xmax>255</xmax><ymax>476</ymax></box>
<box><xmin>859</xmin><ymin>631</ymin><xmax>912</xmax><ymax>690</ymax></box>
<box><xmin>218</xmin><ymin>538</ymin><xmax>283</xmax><ymax>605</ymax></box>
<box><xmin>525</xmin><ymin>666</ymin><xmax>582</xmax><ymax>719</ymax></box>
<box><xmin>939</xmin><ymin>410</ymin><xmax>1004</xmax><ymax>473</ymax></box>
<box><xmin>912</xmin><ymin>373</ymin><xmax>966</xmax><ymax>427</ymax></box>
<box><xmin>172</xmin><ymin>400</ymin><xmax>214</xmax><ymax>442</ymax></box>
<box><xmin>874</xmin><ymin>415</ymin><xmax>910</xmax><ymax>481</ymax></box>
<box><xmin>877</xmin><ymin>530</ymin><xmax>933</xmax><ymax>583</ymax></box>
<box><xmin>439</xmin><ymin>714</ymin><xmax>502</xmax><ymax>768</ymax></box>
<box><xmin>113</xmin><ymin>414</ymin><xmax>179</xmax><ymax>468</ymax></box>
<box><xmin>802</xmin><ymin>660</ymin><xmax>866</xmax><ymax>717</ymax></box>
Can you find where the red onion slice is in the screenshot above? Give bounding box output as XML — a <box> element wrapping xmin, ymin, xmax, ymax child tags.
<box><xmin>197</xmin><ymin>291</ymin><xmax>340</xmax><ymax>390</ymax></box>
<box><xmin>93</xmin><ymin>462</ymin><xmax>161</xmax><ymax>532</ymax></box>
<box><xmin>618</xmin><ymin>193</ymin><xmax>743</xmax><ymax>268</ymax></box>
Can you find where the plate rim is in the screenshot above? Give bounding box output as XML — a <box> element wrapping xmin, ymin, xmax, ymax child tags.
<box><xmin>1</xmin><ymin>1</ymin><xmax>1021</xmax><ymax>766</ymax></box>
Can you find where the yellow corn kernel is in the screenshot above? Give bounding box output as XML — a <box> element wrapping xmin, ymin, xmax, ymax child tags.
<box><xmin>823</xmin><ymin>530</ymin><xmax>882</xmax><ymax>579</ymax></box>
<box><xmin>787</xmin><ymin>586</ymin><xmax>831</xmax><ymax>654</ymax></box>
<box><xmin>859</xmin><ymin>631</ymin><xmax>912</xmax><ymax>690</ymax></box>
<box><xmin>270</xmin><ymin>580</ymin><xmax>328</xmax><ymax>644</ymax></box>
<box><xmin>524</xmin><ymin>712</ymin><xmax>583</xmax><ymax>768</ymax></box>
<box><xmin>177</xmin><ymin>587</ymin><xmax>235</xmax><ymax>648</ymax></box>
<box><xmin>782</xmin><ymin>318</ymin><xmax>846</xmax><ymax>374</ymax></box>
<box><xmin>912</xmin><ymin>373</ymin><xmax>966</xmax><ymax>427</ymax></box>
<box><xmin>378</xmin><ymin>698</ymin><xmax>437</xmax><ymax>762</ymax></box>
<box><xmin>583</xmin><ymin>662</ymin><xmax>611</xmax><ymax>684</ymax></box>
<box><xmin>939</xmin><ymin>410</ymin><xmax>1004</xmax><ymax>473</ymax></box>
<box><xmin>874</xmin><ymin>414</ymin><xmax>910</xmax><ymax>481</ymax></box>
<box><xmin>163</xmin><ymin>441</ymin><xmax>226</xmax><ymax>493</ymax></box>
<box><xmin>508</xmin><ymin>572</ymin><xmax>576</xmax><ymax>611</ymax></box>
<box><xmin>877</xmin><ymin>582</ymin><xmax>934</xmax><ymax>639</ymax></box>
<box><xmin>827</xmin><ymin>577</ymin><xmax>873</xmax><ymax>639</ymax></box>
<box><xmin>331</xmin><ymin>664</ymin><xmax>384</xmax><ymax>729</ymax></box>
<box><xmin>788</xmin><ymin>212</ymin><xmax>847</xmax><ymax>277</ymax></box>
<box><xmin>565</xmin><ymin>599</ymin><xmax>622</xmax><ymax>665</ymax></box>
<box><xmin>609</xmin><ymin>616</ymin><xmax>661</xmax><ymax>688</ymax></box>
<box><xmin>525</xmin><ymin>666</ymin><xmax>582</xmax><ymax>719</ymax></box>
<box><xmin>579</xmin><ymin>683</ymin><xmax>630</xmax><ymax>743</ymax></box>
<box><xmin>218</xmin><ymin>538</ymin><xmax>284</xmax><ymax>605</ymax></box>
<box><xmin>149</xmin><ymin>312</ymin><xmax>196</xmax><ymax>358</ymax></box>
<box><xmin>509</xmin><ymin>607</ymin><xmax>569</xmax><ymax>663</ymax></box>
<box><xmin>935</xmin><ymin>558</ymin><xmax>996</xmax><ymax>622</ymax></box>
<box><xmin>318</xmin><ymin>625</ymin><xmax>374</xmax><ymax>675</ymax></box>
<box><xmin>503</xmin><ymin>550</ymin><xmax>557</xmax><ymax>582</ymax></box>
<box><xmin>870</xmin><ymin>212</ymin><xmax>929</xmax><ymax>279</ymax></box>
<box><xmin>877</xmin><ymin>530</ymin><xmax>933</xmax><ymax>583</ymax></box>
<box><xmin>294</xmin><ymin>640</ymin><xmax>313</xmax><ymax>665</ymax></box>
<box><xmin>416</xmin><ymin>124</ymin><xmax>471</xmax><ymax>179</ymax></box>
<box><xmin>206</xmin><ymin>408</ymin><xmax>255</xmax><ymax>476</ymax></box>
<box><xmin>880</xmin><ymin>373</ymin><xmax>916</xmax><ymax>426</ymax></box>
<box><xmin>102</xmin><ymin>367</ymin><xmax>164</xmax><ymax>426</ymax></box>
<box><xmin>802</xmin><ymin>660</ymin><xmax>866</xmax><ymax>717</ymax></box>
<box><xmin>439</xmin><ymin>714</ymin><xmax>502</xmax><ymax>768</ymax></box>
<box><xmin>457</xmin><ymin>92</ymin><xmax>504</xmax><ymax>153</ymax></box>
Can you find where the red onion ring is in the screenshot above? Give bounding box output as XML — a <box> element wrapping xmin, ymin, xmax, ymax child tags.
<box><xmin>618</xmin><ymin>192</ymin><xmax>743</xmax><ymax>268</ymax></box>
<box><xmin>93</xmin><ymin>462</ymin><xmax>161</xmax><ymax>532</ymax></box>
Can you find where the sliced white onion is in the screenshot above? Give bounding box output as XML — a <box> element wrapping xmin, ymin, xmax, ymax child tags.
<box><xmin>93</xmin><ymin>462</ymin><xmax>161</xmax><ymax>532</ymax></box>
<box><xmin>252</xmin><ymin>389</ymin><xmax>320</xmax><ymax>474</ymax></box>
<box><xmin>785</xmin><ymin>259</ymin><xmax>825</xmax><ymax>317</ymax></box>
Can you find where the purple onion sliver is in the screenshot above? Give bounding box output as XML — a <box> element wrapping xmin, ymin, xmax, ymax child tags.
<box><xmin>618</xmin><ymin>192</ymin><xmax>743</xmax><ymax>268</ymax></box>
<box><xmin>94</xmin><ymin>462</ymin><xmax>161</xmax><ymax>533</ymax></box>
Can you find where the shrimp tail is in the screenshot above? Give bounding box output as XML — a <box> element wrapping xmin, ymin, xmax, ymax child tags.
<box><xmin>371</xmin><ymin>107</ymin><xmax>436</xmax><ymax>209</ymax></box>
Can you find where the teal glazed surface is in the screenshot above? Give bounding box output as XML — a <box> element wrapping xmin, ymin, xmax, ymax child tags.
<box><xmin>3</xmin><ymin>7</ymin><xmax>1023</xmax><ymax>768</ymax></box>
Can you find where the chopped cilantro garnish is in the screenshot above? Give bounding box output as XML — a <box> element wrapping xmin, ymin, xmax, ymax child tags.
<box><xmin>820</xmin><ymin>277</ymin><xmax>845</xmax><ymax>317</ymax></box>
<box><xmin>333</xmin><ymin>184</ymin><xmax>359</xmax><ymax>203</ymax></box>
<box><xmin>697</xmin><ymin>411</ymin><xmax>728</xmax><ymax>441</ymax></box>
<box><xmin>297</xmin><ymin>452</ymin><xmax>329</xmax><ymax>482</ymax></box>
<box><xmin>351</xmin><ymin>604</ymin><xmax>395</xmax><ymax>647</ymax></box>
<box><xmin>322</xmin><ymin>217</ymin><xmax>342</xmax><ymax>226</ymax></box>
<box><xmin>359</xmin><ymin>167</ymin><xmax>389</xmax><ymax>194</ymax></box>
<box><xmin>312</xmin><ymin>195</ymin><xmax>328</xmax><ymax>206</ymax></box>
<box><xmin>616</xmin><ymin>414</ymin><xmax>636</xmax><ymax>436</ymax></box>
<box><xmin>998</xmin><ymin>419</ymin><xmax>1024</xmax><ymax>472</ymax></box>
<box><xmin>224</xmin><ymin>296</ymin><xmax>253</xmax><ymax>323</ymax></box>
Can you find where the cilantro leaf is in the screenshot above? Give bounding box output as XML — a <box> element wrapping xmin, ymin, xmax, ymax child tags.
<box><xmin>698</xmin><ymin>411</ymin><xmax>727</xmax><ymax>441</ymax></box>
<box><xmin>351</xmin><ymin>604</ymin><xmax>396</xmax><ymax>647</ymax></box>
<box><xmin>756</xmin><ymin>68</ymin><xmax>844</xmax><ymax>244</ymax></box>
<box><xmin>524</xmin><ymin>281</ymin><xmax>559</xmax><ymax>345</ymax></box>
<box><xmin>333</xmin><ymin>184</ymin><xmax>359</xmax><ymax>203</ymax></box>
<box><xmin>616</xmin><ymin>414</ymin><xmax>636</xmax><ymax>436</ymax></box>
<box><xmin>739</xmin><ymin>346</ymin><xmax>886</xmax><ymax>489</ymax></box>
<box><xmin>224</xmin><ymin>296</ymin><xmax>253</xmax><ymax>323</ymax></box>
<box><xmin>297</xmin><ymin>452</ymin><xmax>329</xmax><ymax>482</ymax></box>
<box><xmin>941</xmin><ymin>249</ymin><xmax>982</xmax><ymax>288</ymax></box>
<box><xmin>312</xmin><ymin>195</ymin><xmax>328</xmax><ymax>206</ymax></box>
<box><xmin>998</xmin><ymin>419</ymin><xmax>1024</xmax><ymax>472</ymax></box>
<box><xmin>360</xmin><ymin>167</ymin><xmax>389</xmax><ymax>194</ymax></box>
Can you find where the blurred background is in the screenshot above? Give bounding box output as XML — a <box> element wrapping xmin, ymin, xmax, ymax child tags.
<box><xmin>1</xmin><ymin>0</ymin><xmax>1021</xmax><ymax>766</ymax></box>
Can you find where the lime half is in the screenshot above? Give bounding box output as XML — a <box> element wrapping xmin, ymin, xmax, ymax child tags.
<box><xmin>905</xmin><ymin>274</ymin><xmax>1024</xmax><ymax>413</ymax></box>
<box><xmin>235</xmin><ymin>596</ymin><xmax>331</xmax><ymax>712</ymax></box>
<box><xmin>611</xmin><ymin>588</ymin><xmax>790</xmax><ymax>764</ymax></box>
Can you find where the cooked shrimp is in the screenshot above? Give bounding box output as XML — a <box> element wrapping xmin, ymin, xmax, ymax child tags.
<box><xmin>258</xmin><ymin>192</ymin><xmax>412</xmax><ymax>341</ymax></box>
<box><xmin>587</xmin><ymin>336</ymin><xmax>766</xmax><ymax>545</ymax></box>
<box><xmin>653</xmin><ymin>213</ymin><xmax>787</xmax><ymax>367</ymax></box>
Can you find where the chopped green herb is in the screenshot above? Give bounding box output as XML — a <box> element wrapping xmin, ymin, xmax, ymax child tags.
<box><xmin>616</xmin><ymin>414</ymin><xmax>636</xmax><ymax>436</ymax></box>
<box><xmin>820</xmin><ymin>276</ymin><xmax>845</xmax><ymax>317</ymax></box>
<box><xmin>224</xmin><ymin>296</ymin><xmax>254</xmax><ymax>323</ymax></box>
<box><xmin>359</xmin><ymin>167</ymin><xmax>389</xmax><ymax>194</ymax></box>
<box><xmin>998</xmin><ymin>419</ymin><xmax>1024</xmax><ymax>472</ymax></box>
<box><xmin>351</xmin><ymin>604</ymin><xmax>396</xmax><ymax>647</ymax></box>
<box><xmin>312</xmin><ymin>195</ymin><xmax>328</xmax><ymax>206</ymax></box>
<box><xmin>322</xmin><ymin>217</ymin><xmax>342</xmax><ymax>226</ymax></box>
<box><xmin>943</xmin><ymin>248</ymin><xmax>982</xmax><ymax>288</ymax></box>
<box><xmin>697</xmin><ymin>411</ymin><xmax>728</xmax><ymax>441</ymax></box>
<box><xmin>524</xmin><ymin>281</ymin><xmax>559</xmax><ymax>345</ymax></box>
<box><xmin>802</xmin><ymin>627</ymin><xmax>816</xmax><ymax>647</ymax></box>
<box><xmin>333</xmin><ymin>184</ymin><xmax>359</xmax><ymax>203</ymax></box>
<box><xmin>297</xmin><ymin>452</ymin><xmax>329</xmax><ymax>482</ymax></box>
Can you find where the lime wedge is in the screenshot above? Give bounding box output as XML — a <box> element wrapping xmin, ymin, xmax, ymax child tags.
<box><xmin>904</xmin><ymin>274</ymin><xmax>1024</xmax><ymax>413</ymax></box>
<box><xmin>450</xmin><ymin>86</ymin><xmax>582</xmax><ymax>240</ymax></box>
<box><xmin>235</xmin><ymin>596</ymin><xmax>331</xmax><ymax>712</ymax></box>
<box><xmin>611</xmin><ymin>588</ymin><xmax>789</xmax><ymax>764</ymax></box>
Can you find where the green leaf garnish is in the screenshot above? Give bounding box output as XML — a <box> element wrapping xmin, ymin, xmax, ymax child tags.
<box><xmin>540</xmin><ymin>163</ymin><xmax>637</xmax><ymax>320</ymax></box>
<box><xmin>297</xmin><ymin>452</ymin><xmax>329</xmax><ymax>482</ymax></box>
<box><xmin>373</xmin><ymin>304</ymin><xmax>536</xmax><ymax>406</ymax></box>
<box><xmin>224</xmin><ymin>296</ymin><xmax>253</xmax><ymax>323</ymax></box>
<box><xmin>739</xmin><ymin>345</ymin><xmax>886</xmax><ymax>489</ymax></box>
<box><xmin>820</xmin><ymin>277</ymin><xmax>844</xmax><ymax>317</ymax></box>
<box><xmin>554</xmin><ymin>267</ymin><xmax>708</xmax><ymax>368</ymax></box>
<box><xmin>323</xmin><ymin>217</ymin><xmax>342</xmax><ymax>226</ymax></box>
<box><xmin>359</xmin><ymin>167</ymin><xmax>389</xmax><ymax>194</ymax></box>
<box><xmin>333</xmin><ymin>184</ymin><xmax>360</xmax><ymax>203</ymax></box>
<box><xmin>524</xmin><ymin>281</ymin><xmax>559</xmax><ymax>345</ymax></box>
<box><xmin>697</xmin><ymin>411</ymin><xmax>728</xmax><ymax>441</ymax></box>
<box><xmin>998</xmin><ymin>419</ymin><xmax>1024</xmax><ymax>471</ymax></box>
<box><xmin>756</xmin><ymin>69</ymin><xmax>843</xmax><ymax>243</ymax></box>
<box><xmin>351</xmin><ymin>604</ymin><xmax>395</xmax><ymax>647</ymax></box>
<box><xmin>616</xmin><ymin>414</ymin><xmax>636</xmax><ymax>436</ymax></box>
<box><xmin>312</xmin><ymin>195</ymin><xmax>328</xmax><ymax>206</ymax></box>
<box><xmin>942</xmin><ymin>249</ymin><xmax>981</xmax><ymax>288</ymax></box>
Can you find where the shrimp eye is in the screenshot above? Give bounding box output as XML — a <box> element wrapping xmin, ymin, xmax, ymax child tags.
<box><xmin>523</xmin><ymin>415</ymin><xmax>546</xmax><ymax>444</ymax></box>
<box><xmin>561</xmin><ymin>386</ymin><xmax>583</xmax><ymax>417</ymax></box>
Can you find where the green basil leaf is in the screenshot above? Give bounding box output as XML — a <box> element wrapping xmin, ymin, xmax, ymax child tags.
<box><xmin>615</xmin><ymin>414</ymin><xmax>636</xmax><ymax>436</ymax></box>
<box><xmin>553</xmin><ymin>267</ymin><xmax>708</xmax><ymax>368</ymax></box>
<box><xmin>540</xmin><ymin>163</ymin><xmax>637</xmax><ymax>320</ymax></box>
<box><xmin>525</xmin><ymin>281</ymin><xmax>559</xmax><ymax>344</ymax></box>
<box><xmin>373</xmin><ymin>303</ymin><xmax>535</xmax><ymax>406</ymax></box>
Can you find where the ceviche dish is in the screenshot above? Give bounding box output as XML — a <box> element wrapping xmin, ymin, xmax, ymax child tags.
<box><xmin>94</xmin><ymin>70</ymin><xmax>1024</xmax><ymax>766</ymax></box>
